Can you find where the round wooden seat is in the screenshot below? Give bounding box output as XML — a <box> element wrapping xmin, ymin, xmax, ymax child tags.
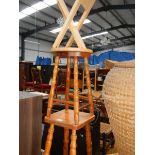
<box><xmin>52</xmin><ymin>47</ymin><xmax>93</xmax><ymax>57</ymax></box>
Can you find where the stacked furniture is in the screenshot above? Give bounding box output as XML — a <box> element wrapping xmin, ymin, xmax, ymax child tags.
<box><xmin>31</xmin><ymin>67</ymin><xmax>51</xmax><ymax>93</ymax></box>
<box><xmin>43</xmin><ymin>0</ymin><xmax>96</xmax><ymax>155</ymax></box>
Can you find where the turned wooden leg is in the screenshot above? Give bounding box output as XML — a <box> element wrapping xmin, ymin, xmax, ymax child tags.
<box><xmin>63</xmin><ymin>57</ymin><xmax>70</xmax><ymax>155</ymax></box>
<box><xmin>82</xmin><ymin>69</ymin><xmax>85</xmax><ymax>92</ymax></box>
<box><xmin>63</xmin><ymin>128</ymin><xmax>69</xmax><ymax>155</ymax></box>
<box><xmin>85</xmin><ymin>124</ymin><xmax>92</xmax><ymax>155</ymax></box>
<box><xmin>70</xmin><ymin>130</ymin><xmax>77</xmax><ymax>155</ymax></box>
<box><xmin>65</xmin><ymin>57</ymin><xmax>71</xmax><ymax>111</ymax></box>
<box><xmin>84</xmin><ymin>57</ymin><xmax>94</xmax><ymax>114</ymax></box>
<box><xmin>74</xmin><ymin>56</ymin><xmax>79</xmax><ymax>124</ymax></box>
<box><xmin>46</xmin><ymin>56</ymin><xmax>60</xmax><ymax>117</ymax></box>
<box><xmin>44</xmin><ymin>124</ymin><xmax>54</xmax><ymax>155</ymax></box>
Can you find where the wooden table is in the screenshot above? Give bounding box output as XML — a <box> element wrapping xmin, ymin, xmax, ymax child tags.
<box><xmin>19</xmin><ymin>91</ymin><xmax>42</xmax><ymax>155</ymax></box>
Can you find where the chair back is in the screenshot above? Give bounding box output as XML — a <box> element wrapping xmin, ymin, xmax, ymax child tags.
<box><xmin>31</xmin><ymin>67</ymin><xmax>42</xmax><ymax>85</ymax></box>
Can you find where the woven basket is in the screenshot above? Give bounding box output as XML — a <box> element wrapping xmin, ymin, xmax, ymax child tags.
<box><xmin>104</xmin><ymin>60</ymin><xmax>119</xmax><ymax>69</ymax></box>
<box><xmin>102</xmin><ymin>61</ymin><xmax>135</xmax><ymax>155</ymax></box>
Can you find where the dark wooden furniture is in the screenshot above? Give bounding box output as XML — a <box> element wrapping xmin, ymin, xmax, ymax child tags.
<box><xmin>28</xmin><ymin>65</ymin><xmax>66</xmax><ymax>94</ymax></box>
<box><xmin>96</xmin><ymin>68</ymin><xmax>110</xmax><ymax>91</ymax></box>
<box><xmin>32</xmin><ymin>64</ymin><xmax>66</xmax><ymax>85</ymax></box>
<box><xmin>19</xmin><ymin>62</ymin><xmax>33</xmax><ymax>91</ymax></box>
<box><xmin>19</xmin><ymin>91</ymin><xmax>42</xmax><ymax>155</ymax></box>
<box><xmin>33</xmin><ymin>65</ymin><xmax>53</xmax><ymax>84</ymax></box>
<box><xmin>31</xmin><ymin>67</ymin><xmax>51</xmax><ymax>93</ymax></box>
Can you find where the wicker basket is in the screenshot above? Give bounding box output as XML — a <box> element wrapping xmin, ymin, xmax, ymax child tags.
<box><xmin>104</xmin><ymin>60</ymin><xmax>119</xmax><ymax>69</ymax></box>
<box><xmin>102</xmin><ymin>61</ymin><xmax>135</xmax><ymax>155</ymax></box>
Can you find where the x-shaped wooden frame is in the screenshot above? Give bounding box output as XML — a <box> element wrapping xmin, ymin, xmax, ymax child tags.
<box><xmin>52</xmin><ymin>0</ymin><xmax>96</xmax><ymax>49</ymax></box>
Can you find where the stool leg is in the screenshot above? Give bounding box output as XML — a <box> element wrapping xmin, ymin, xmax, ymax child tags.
<box><xmin>82</xmin><ymin>69</ymin><xmax>85</xmax><ymax>92</ymax></box>
<box><xmin>63</xmin><ymin>57</ymin><xmax>70</xmax><ymax>155</ymax></box>
<box><xmin>85</xmin><ymin>124</ymin><xmax>92</xmax><ymax>155</ymax></box>
<box><xmin>63</xmin><ymin>128</ymin><xmax>69</xmax><ymax>155</ymax></box>
<box><xmin>44</xmin><ymin>124</ymin><xmax>54</xmax><ymax>155</ymax></box>
<box><xmin>46</xmin><ymin>56</ymin><xmax>60</xmax><ymax>117</ymax></box>
<box><xmin>74</xmin><ymin>56</ymin><xmax>79</xmax><ymax>124</ymax></box>
<box><xmin>84</xmin><ymin>57</ymin><xmax>94</xmax><ymax>114</ymax></box>
<box><xmin>65</xmin><ymin>57</ymin><xmax>71</xmax><ymax>111</ymax></box>
<box><xmin>70</xmin><ymin>130</ymin><xmax>77</xmax><ymax>155</ymax></box>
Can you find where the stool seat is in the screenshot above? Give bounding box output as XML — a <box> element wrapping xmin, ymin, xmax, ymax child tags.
<box><xmin>44</xmin><ymin>109</ymin><xmax>95</xmax><ymax>130</ymax></box>
<box><xmin>52</xmin><ymin>47</ymin><xmax>92</xmax><ymax>57</ymax></box>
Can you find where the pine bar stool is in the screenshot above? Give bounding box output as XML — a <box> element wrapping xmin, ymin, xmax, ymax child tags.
<box><xmin>43</xmin><ymin>0</ymin><xmax>96</xmax><ymax>155</ymax></box>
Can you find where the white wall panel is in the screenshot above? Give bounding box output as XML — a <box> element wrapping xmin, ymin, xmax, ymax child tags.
<box><xmin>19</xmin><ymin>36</ymin><xmax>53</xmax><ymax>63</ymax></box>
<box><xmin>25</xmin><ymin>50</ymin><xmax>38</xmax><ymax>62</ymax></box>
<box><xmin>93</xmin><ymin>45</ymin><xmax>135</xmax><ymax>56</ymax></box>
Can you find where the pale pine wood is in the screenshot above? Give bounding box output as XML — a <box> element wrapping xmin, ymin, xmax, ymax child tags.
<box><xmin>85</xmin><ymin>124</ymin><xmax>92</xmax><ymax>155</ymax></box>
<box><xmin>65</xmin><ymin>57</ymin><xmax>71</xmax><ymax>111</ymax></box>
<box><xmin>66</xmin><ymin>10</ymin><xmax>92</xmax><ymax>47</ymax></box>
<box><xmin>58</xmin><ymin>0</ymin><xmax>95</xmax><ymax>47</ymax></box>
<box><xmin>53</xmin><ymin>98</ymin><xmax>74</xmax><ymax>105</ymax></box>
<box><xmin>79</xmin><ymin>0</ymin><xmax>96</xmax><ymax>9</ymax></box>
<box><xmin>44</xmin><ymin>124</ymin><xmax>54</xmax><ymax>155</ymax></box>
<box><xmin>46</xmin><ymin>56</ymin><xmax>60</xmax><ymax>117</ymax></box>
<box><xmin>53</xmin><ymin>97</ymin><xmax>90</xmax><ymax>109</ymax></box>
<box><xmin>84</xmin><ymin>57</ymin><xmax>94</xmax><ymax>114</ymax></box>
<box><xmin>74</xmin><ymin>56</ymin><xmax>79</xmax><ymax>124</ymax></box>
<box><xmin>57</xmin><ymin>0</ymin><xmax>85</xmax><ymax>48</ymax></box>
<box><xmin>53</xmin><ymin>0</ymin><xmax>82</xmax><ymax>48</ymax></box>
<box><xmin>63</xmin><ymin>128</ymin><xmax>69</xmax><ymax>155</ymax></box>
<box><xmin>66</xmin><ymin>2</ymin><xmax>96</xmax><ymax>47</ymax></box>
<box><xmin>51</xmin><ymin>50</ymin><xmax>92</xmax><ymax>57</ymax></box>
<box><xmin>44</xmin><ymin>109</ymin><xmax>95</xmax><ymax>130</ymax></box>
<box><xmin>44</xmin><ymin>0</ymin><xmax>96</xmax><ymax>154</ymax></box>
<box><xmin>53</xmin><ymin>0</ymin><xmax>96</xmax><ymax>49</ymax></box>
<box><xmin>52</xmin><ymin>47</ymin><xmax>92</xmax><ymax>53</ymax></box>
<box><xmin>70</xmin><ymin>130</ymin><xmax>77</xmax><ymax>155</ymax></box>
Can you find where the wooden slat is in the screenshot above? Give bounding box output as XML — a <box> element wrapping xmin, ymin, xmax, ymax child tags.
<box><xmin>53</xmin><ymin>0</ymin><xmax>81</xmax><ymax>48</ymax></box>
<box><xmin>52</xmin><ymin>47</ymin><xmax>92</xmax><ymax>53</ymax></box>
<box><xmin>65</xmin><ymin>57</ymin><xmax>71</xmax><ymax>111</ymax></box>
<box><xmin>79</xmin><ymin>0</ymin><xmax>95</xmax><ymax>9</ymax></box>
<box><xmin>79</xmin><ymin>104</ymin><xmax>90</xmax><ymax>110</ymax></box>
<box><xmin>46</xmin><ymin>56</ymin><xmax>60</xmax><ymax>117</ymax></box>
<box><xmin>57</xmin><ymin>0</ymin><xmax>85</xmax><ymax>48</ymax></box>
<box><xmin>84</xmin><ymin>57</ymin><xmax>94</xmax><ymax>114</ymax></box>
<box><xmin>74</xmin><ymin>56</ymin><xmax>79</xmax><ymax>124</ymax></box>
<box><xmin>53</xmin><ymin>98</ymin><xmax>74</xmax><ymax>105</ymax></box>
<box><xmin>69</xmin><ymin>93</ymin><xmax>88</xmax><ymax>100</ymax></box>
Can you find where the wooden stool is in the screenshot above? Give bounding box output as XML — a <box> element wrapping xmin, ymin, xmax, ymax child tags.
<box><xmin>43</xmin><ymin>0</ymin><xmax>96</xmax><ymax>154</ymax></box>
